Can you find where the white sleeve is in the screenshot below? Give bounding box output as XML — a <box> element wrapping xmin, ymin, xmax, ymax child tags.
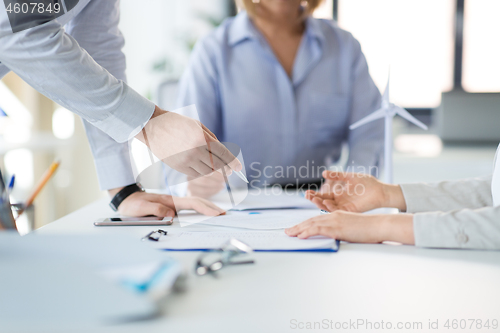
<box><xmin>400</xmin><ymin>176</ymin><xmax>493</xmax><ymax>213</ymax></box>
<box><xmin>0</xmin><ymin>1</ymin><xmax>154</xmax><ymax>143</ymax></box>
<box><xmin>413</xmin><ymin>205</ymin><xmax>500</xmax><ymax>250</ymax></box>
<box><xmin>65</xmin><ymin>0</ymin><xmax>135</xmax><ymax>190</ymax></box>
<box><xmin>400</xmin><ymin>177</ymin><xmax>499</xmax><ymax>250</ymax></box>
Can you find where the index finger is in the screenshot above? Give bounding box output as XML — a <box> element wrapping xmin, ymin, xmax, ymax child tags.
<box><xmin>202</xmin><ymin>123</ymin><xmax>218</xmax><ymax>141</ymax></box>
<box><xmin>322</xmin><ymin>171</ymin><xmax>353</xmax><ymax>181</ymax></box>
<box><xmin>304</xmin><ymin>190</ymin><xmax>317</xmax><ymax>200</ymax></box>
<box><xmin>206</xmin><ymin>140</ymin><xmax>242</xmax><ymax>172</ymax></box>
<box><xmin>285</xmin><ymin>215</ymin><xmax>331</xmax><ymax>237</ymax></box>
<box><xmin>190</xmin><ymin>198</ymin><xmax>226</xmax><ymax>216</ymax></box>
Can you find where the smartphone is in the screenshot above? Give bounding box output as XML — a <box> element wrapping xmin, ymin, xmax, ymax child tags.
<box><xmin>94</xmin><ymin>216</ymin><xmax>174</xmax><ymax>226</ymax></box>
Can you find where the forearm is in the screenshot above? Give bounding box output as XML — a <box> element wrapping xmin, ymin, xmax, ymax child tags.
<box><xmin>108</xmin><ymin>187</ymin><xmax>124</xmax><ymax>197</ymax></box>
<box><xmin>382</xmin><ymin>184</ymin><xmax>407</xmax><ymax>211</ymax></box>
<box><xmin>134</xmin><ymin>105</ymin><xmax>168</xmax><ymax>145</ymax></box>
<box><xmin>378</xmin><ymin>214</ymin><xmax>415</xmax><ymax>245</ymax></box>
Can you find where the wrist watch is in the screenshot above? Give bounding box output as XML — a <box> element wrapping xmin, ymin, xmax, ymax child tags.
<box><xmin>109</xmin><ymin>183</ymin><xmax>144</xmax><ymax>211</ymax></box>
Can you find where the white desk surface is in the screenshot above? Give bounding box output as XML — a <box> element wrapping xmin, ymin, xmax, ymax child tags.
<box><xmin>37</xmin><ymin>199</ymin><xmax>500</xmax><ymax>333</ymax></box>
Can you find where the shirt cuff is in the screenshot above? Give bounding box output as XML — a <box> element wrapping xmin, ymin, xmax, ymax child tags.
<box><xmin>400</xmin><ymin>183</ymin><xmax>440</xmax><ymax>213</ymax></box>
<box><xmin>91</xmin><ymin>85</ymin><xmax>155</xmax><ymax>143</ymax></box>
<box><xmin>413</xmin><ymin>212</ymin><xmax>471</xmax><ymax>249</ymax></box>
<box><xmin>92</xmin><ymin>153</ymin><xmax>137</xmax><ymax>191</ymax></box>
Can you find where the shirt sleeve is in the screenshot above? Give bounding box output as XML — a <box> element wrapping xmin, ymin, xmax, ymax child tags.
<box><xmin>400</xmin><ymin>176</ymin><xmax>493</xmax><ymax>213</ymax></box>
<box><xmin>176</xmin><ymin>39</ymin><xmax>223</xmax><ymax>138</ymax></box>
<box><xmin>0</xmin><ymin>1</ymin><xmax>155</xmax><ymax>143</ymax></box>
<box><xmin>345</xmin><ymin>36</ymin><xmax>384</xmax><ymax>175</ymax></box>
<box><xmin>65</xmin><ymin>0</ymin><xmax>135</xmax><ymax>190</ymax></box>
<box><xmin>413</xmin><ymin>205</ymin><xmax>500</xmax><ymax>250</ymax></box>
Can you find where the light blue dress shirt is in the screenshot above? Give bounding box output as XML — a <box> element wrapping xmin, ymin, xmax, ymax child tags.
<box><xmin>177</xmin><ymin>12</ymin><xmax>383</xmax><ymax>186</ymax></box>
<box><xmin>0</xmin><ymin>0</ymin><xmax>154</xmax><ymax>190</ymax></box>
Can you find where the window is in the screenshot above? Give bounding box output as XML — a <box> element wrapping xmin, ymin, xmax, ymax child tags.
<box><xmin>336</xmin><ymin>0</ymin><xmax>455</xmax><ymax>108</ymax></box>
<box><xmin>462</xmin><ymin>0</ymin><xmax>500</xmax><ymax>92</ymax></box>
<box><xmin>313</xmin><ymin>0</ymin><xmax>333</xmax><ymax>19</ymax></box>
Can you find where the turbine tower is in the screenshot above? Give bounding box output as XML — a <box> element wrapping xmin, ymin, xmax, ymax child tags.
<box><xmin>350</xmin><ymin>76</ymin><xmax>428</xmax><ymax>183</ymax></box>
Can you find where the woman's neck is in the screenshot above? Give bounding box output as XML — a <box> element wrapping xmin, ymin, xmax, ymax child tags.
<box><xmin>252</xmin><ymin>11</ymin><xmax>305</xmax><ymax>39</ymax></box>
<box><xmin>249</xmin><ymin>10</ymin><xmax>307</xmax><ymax>78</ymax></box>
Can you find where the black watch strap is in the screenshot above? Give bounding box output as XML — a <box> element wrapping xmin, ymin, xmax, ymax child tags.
<box><xmin>109</xmin><ymin>183</ymin><xmax>144</xmax><ymax>211</ymax></box>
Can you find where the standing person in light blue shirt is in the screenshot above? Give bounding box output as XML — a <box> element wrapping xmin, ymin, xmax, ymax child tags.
<box><xmin>0</xmin><ymin>0</ymin><xmax>238</xmax><ymax>218</ymax></box>
<box><xmin>177</xmin><ymin>0</ymin><xmax>384</xmax><ymax>198</ymax></box>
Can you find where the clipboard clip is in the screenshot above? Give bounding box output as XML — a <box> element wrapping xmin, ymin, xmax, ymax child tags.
<box><xmin>142</xmin><ymin>229</ymin><xmax>168</xmax><ymax>242</ymax></box>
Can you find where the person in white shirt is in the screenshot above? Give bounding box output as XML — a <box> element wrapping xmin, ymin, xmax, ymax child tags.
<box><xmin>286</xmin><ymin>144</ymin><xmax>500</xmax><ymax>250</ymax></box>
<box><xmin>0</xmin><ymin>0</ymin><xmax>239</xmax><ymax>217</ymax></box>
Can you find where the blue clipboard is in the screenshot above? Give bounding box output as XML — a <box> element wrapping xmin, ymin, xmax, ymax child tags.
<box><xmin>162</xmin><ymin>240</ymin><xmax>340</xmax><ymax>253</ymax></box>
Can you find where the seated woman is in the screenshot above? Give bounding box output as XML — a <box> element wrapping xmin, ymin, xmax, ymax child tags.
<box><xmin>177</xmin><ymin>0</ymin><xmax>383</xmax><ymax>197</ymax></box>
<box><xmin>286</xmin><ymin>145</ymin><xmax>500</xmax><ymax>250</ymax></box>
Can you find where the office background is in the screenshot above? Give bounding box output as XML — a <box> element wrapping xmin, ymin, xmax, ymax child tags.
<box><xmin>0</xmin><ymin>0</ymin><xmax>498</xmax><ymax>228</ymax></box>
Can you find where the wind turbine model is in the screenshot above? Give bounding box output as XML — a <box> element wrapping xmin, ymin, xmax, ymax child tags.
<box><xmin>349</xmin><ymin>77</ymin><xmax>428</xmax><ymax>184</ymax></box>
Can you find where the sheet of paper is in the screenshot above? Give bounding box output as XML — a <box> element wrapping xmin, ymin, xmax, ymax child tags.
<box><xmin>211</xmin><ymin>189</ymin><xmax>317</xmax><ymax>211</ymax></box>
<box><xmin>193</xmin><ymin>210</ymin><xmax>320</xmax><ymax>230</ymax></box>
<box><xmin>152</xmin><ymin>230</ymin><xmax>336</xmax><ymax>251</ymax></box>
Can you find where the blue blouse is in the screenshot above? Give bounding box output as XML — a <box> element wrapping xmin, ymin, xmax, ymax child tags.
<box><xmin>177</xmin><ymin>11</ymin><xmax>383</xmax><ymax>186</ymax></box>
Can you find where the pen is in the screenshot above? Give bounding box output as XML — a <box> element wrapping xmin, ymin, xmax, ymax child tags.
<box><xmin>220</xmin><ymin>161</ymin><xmax>248</xmax><ymax>183</ymax></box>
<box><xmin>7</xmin><ymin>175</ymin><xmax>15</xmax><ymax>195</ymax></box>
<box><xmin>23</xmin><ymin>160</ymin><xmax>60</xmax><ymax>210</ymax></box>
<box><xmin>0</xmin><ymin>168</ymin><xmax>5</xmax><ymax>193</ymax></box>
<box><xmin>233</xmin><ymin>170</ymin><xmax>249</xmax><ymax>184</ymax></box>
<box><xmin>320</xmin><ymin>210</ymin><xmax>330</xmax><ymax>214</ymax></box>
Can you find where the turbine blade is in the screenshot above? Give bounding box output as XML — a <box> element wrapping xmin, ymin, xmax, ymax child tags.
<box><xmin>382</xmin><ymin>76</ymin><xmax>390</xmax><ymax>102</ymax></box>
<box><xmin>349</xmin><ymin>108</ymin><xmax>386</xmax><ymax>130</ymax></box>
<box><xmin>394</xmin><ymin>106</ymin><xmax>428</xmax><ymax>130</ymax></box>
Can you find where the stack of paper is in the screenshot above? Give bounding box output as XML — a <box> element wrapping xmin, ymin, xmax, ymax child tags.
<box><xmin>153</xmin><ymin>189</ymin><xmax>339</xmax><ymax>252</ymax></box>
<box><xmin>152</xmin><ymin>230</ymin><xmax>338</xmax><ymax>252</ymax></box>
<box><xmin>168</xmin><ymin>204</ymin><xmax>339</xmax><ymax>252</ymax></box>
<box><xmin>195</xmin><ymin>210</ymin><xmax>320</xmax><ymax>230</ymax></box>
<box><xmin>211</xmin><ymin>189</ymin><xmax>317</xmax><ymax>211</ymax></box>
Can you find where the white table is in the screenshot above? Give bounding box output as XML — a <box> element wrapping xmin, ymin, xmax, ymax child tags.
<box><xmin>35</xmin><ymin>199</ymin><xmax>500</xmax><ymax>333</ymax></box>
